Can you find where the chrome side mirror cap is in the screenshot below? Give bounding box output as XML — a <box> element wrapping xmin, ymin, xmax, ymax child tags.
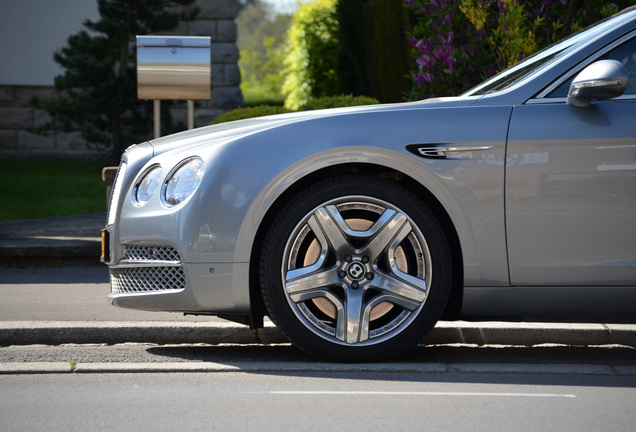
<box><xmin>567</xmin><ymin>59</ymin><xmax>628</xmax><ymax>107</ymax></box>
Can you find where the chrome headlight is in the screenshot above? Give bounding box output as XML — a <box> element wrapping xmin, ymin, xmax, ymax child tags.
<box><xmin>133</xmin><ymin>165</ymin><xmax>162</xmax><ymax>206</ymax></box>
<box><xmin>163</xmin><ymin>157</ymin><xmax>205</xmax><ymax>206</ymax></box>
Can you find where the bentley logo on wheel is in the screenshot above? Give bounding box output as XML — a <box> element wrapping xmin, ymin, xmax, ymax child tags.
<box><xmin>347</xmin><ymin>262</ymin><xmax>365</xmax><ymax>280</ymax></box>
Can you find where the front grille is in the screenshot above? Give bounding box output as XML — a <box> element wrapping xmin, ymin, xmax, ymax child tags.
<box><xmin>111</xmin><ymin>266</ymin><xmax>185</xmax><ymax>293</ymax></box>
<box><xmin>123</xmin><ymin>246</ymin><xmax>181</xmax><ymax>262</ymax></box>
<box><xmin>111</xmin><ymin>245</ymin><xmax>185</xmax><ymax>294</ymax></box>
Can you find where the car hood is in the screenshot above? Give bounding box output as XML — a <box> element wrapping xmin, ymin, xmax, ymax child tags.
<box><xmin>145</xmin><ymin>96</ymin><xmax>478</xmax><ymax>157</ymax></box>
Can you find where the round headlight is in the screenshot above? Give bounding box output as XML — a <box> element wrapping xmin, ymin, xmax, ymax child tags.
<box><xmin>134</xmin><ymin>165</ymin><xmax>162</xmax><ymax>206</ymax></box>
<box><xmin>163</xmin><ymin>157</ymin><xmax>205</xmax><ymax>206</ymax></box>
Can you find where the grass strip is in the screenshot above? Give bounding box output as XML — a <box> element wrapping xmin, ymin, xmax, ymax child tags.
<box><xmin>0</xmin><ymin>159</ymin><xmax>109</xmax><ymax>222</ymax></box>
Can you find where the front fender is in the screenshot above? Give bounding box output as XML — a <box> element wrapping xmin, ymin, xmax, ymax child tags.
<box><xmin>160</xmin><ymin>105</ymin><xmax>511</xmax><ymax>290</ymax></box>
<box><xmin>235</xmin><ymin>140</ymin><xmax>508</xmax><ymax>288</ymax></box>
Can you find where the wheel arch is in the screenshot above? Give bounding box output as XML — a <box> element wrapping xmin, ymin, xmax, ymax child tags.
<box><xmin>247</xmin><ymin>162</ymin><xmax>464</xmax><ymax>327</ymax></box>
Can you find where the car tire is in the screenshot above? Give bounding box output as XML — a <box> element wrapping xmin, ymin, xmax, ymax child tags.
<box><xmin>260</xmin><ymin>176</ymin><xmax>453</xmax><ymax>362</ymax></box>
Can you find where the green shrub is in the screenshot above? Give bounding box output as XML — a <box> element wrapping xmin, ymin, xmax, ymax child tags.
<box><xmin>299</xmin><ymin>95</ymin><xmax>379</xmax><ymax>111</ymax></box>
<box><xmin>212</xmin><ymin>95</ymin><xmax>379</xmax><ymax>125</ymax></box>
<box><xmin>282</xmin><ymin>0</ymin><xmax>339</xmax><ymax>110</ymax></box>
<box><xmin>239</xmin><ymin>37</ymin><xmax>287</xmax><ymax>106</ymax></box>
<box><xmin>211</xmin><ymin>105</ymin><xmax>291</xmax><ymax>125</ymax></box>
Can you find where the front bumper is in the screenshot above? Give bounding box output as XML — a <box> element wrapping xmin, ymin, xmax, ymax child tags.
<box><xmin>103</xmin><ymin>224</ymin><xmax>250</xmax><ymax>313</ymax></box>
<box><xmin>106</xmin><ymin>248</ymin><xmax>249</xmax><ymax>315</ymax></box>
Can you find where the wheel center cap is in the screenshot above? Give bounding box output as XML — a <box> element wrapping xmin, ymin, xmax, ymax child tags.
<box><xmin>347</xmin><ymin>262</ymin><xmax>366</xmax><ymax>280</ymax></box>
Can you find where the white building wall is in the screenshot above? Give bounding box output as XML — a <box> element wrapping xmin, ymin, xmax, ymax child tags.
<box><xmin>0</xmin><ymin>0</ymin><xmax>242</xmax><ymax>158</ymax></box>
<box><xmin>0</xmin><ymin>0</ymin><xmax>100</xmax><ymax>86</ymax></box>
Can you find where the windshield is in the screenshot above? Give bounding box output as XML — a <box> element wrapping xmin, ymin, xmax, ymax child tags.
<box><xmin>463</xmin><ymin>10</ymin><xmax>633</xmax><ymax>96</ymax></box>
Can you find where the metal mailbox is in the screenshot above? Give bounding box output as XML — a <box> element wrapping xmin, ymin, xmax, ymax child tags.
<box><xmin>137</xmin><ymin>35</ymin><xmax>211</xmax><ymax>100</ymax></box>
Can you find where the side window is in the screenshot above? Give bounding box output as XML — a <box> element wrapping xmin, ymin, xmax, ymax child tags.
<box><xmin>609</xmin><ymin>37</ymin><xmax>636</xmax><ymax>94</ymax></box>
<box><xmin>548</xmin><ymin>36</ymin><xmax>636</xmax><ymax>98</ymax></box>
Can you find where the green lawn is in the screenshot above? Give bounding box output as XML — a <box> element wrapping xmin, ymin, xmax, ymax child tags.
<box><xmin>0</xmin><ymin>159</ymin><xmax>110</xmax><ymax>222</ymax></box>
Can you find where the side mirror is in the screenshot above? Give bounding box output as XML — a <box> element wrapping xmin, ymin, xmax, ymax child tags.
<box><xmin>567</xmin><ymin>59</ymin><xmax>628</xmax><ymax>107</ymax></box>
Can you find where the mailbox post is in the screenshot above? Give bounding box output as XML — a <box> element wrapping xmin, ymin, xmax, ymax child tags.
<box><xmin>136</xmin><ymin>36</ymin><xmax>211</xmax><ymax>138</ymax></box>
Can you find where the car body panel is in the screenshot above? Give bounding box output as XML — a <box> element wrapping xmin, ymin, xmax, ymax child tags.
<box><xmin>109</xmin><ymin>104</ymin><xmax>512</xmax><ymax>312</ymax></box>
<box><xmin>507</xmin><ymin>100</ymin><xmax>636</xmax><ymax>286</ymax></box>
<box><xmin>105</xmin><ymin>8</ymin><xmax>636</xmax><ymax>325</ymax></box>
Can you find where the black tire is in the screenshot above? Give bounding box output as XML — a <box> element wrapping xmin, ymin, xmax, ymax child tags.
<box><xmin>260</xmin><ymin>176</ymin><xmax>452</xmax><ymax>362</ymax></box>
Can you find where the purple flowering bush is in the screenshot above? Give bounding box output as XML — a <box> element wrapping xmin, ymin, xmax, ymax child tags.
<box><xmin>404</xmin><ymin>0</ymin><xmax>482</xmax><ymax>100</ymax></box>
<box><xmin>403</xmin><ymin>0</ymin><xmax>625</xmax><ymax>101</ymax></box>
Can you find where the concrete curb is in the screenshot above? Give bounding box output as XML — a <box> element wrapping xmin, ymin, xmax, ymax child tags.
<box><xmin>1</xmin><ymin>320</ymin><xmax>635</xmax><ymax>348</ymax></box>
<box><xmin>0</xmin><ymin>361</ymin><xmax>635</xmax><ymax>375</ymax></box>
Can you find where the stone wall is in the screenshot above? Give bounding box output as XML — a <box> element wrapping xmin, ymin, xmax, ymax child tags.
<box><xmin>0</xmin><ymin>85</ymin><xmax>87</xmax><ymax>158</ymax></box>
<box><xmin>0</xmin><ymin>0</ymin><xmax>243</xmax><ymax>159</ymax></box>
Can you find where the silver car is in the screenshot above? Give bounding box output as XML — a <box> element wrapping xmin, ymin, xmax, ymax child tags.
<box><xmin>103</xmin><ymin>8</ymin><xmax>636</xmax><ymax>362</ymax></box>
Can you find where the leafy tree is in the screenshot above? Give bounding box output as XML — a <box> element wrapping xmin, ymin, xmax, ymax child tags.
<box><xmin>239</xmin><ymin>37</ymin><xmax>288</xmax><ymax>104</ymax></box>
<box><xmin>236</xmin><ymin>0</ymin><xmax>259</xmax><ymax>13</ymax></box>
<box><xmin>44</xmin><ymin>0</ymin><xmax>198</xmax><ymax>160</ymax></box>
<box><xmin>337</xmin><ymin>0</ymin><xmax>410</xmax><ymax>103</ymax></box>
<box><xmin>282</xmin><ymin>0</ymin><xmax>339</xmax><ymax>110</ymax></box>
<box><xmin>335</xmin><ymin>0</ymin><xmax>370</xmax><ymax>98</ymax></box>
<box><xmin>237</xmin><ymin>0</ymin><xmax>291</xmax><ymax>105</ymax></box>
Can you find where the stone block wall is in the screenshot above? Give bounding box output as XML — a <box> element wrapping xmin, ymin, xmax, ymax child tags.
<box><xmin>0</xmin><ymin>0</ymin><xmax>243</xmax><ymax>159</ymax></box>
<box><xmin>0</xmin><ymin>85</ymin><xmax>92</xmax><ymax>157</ymax></box>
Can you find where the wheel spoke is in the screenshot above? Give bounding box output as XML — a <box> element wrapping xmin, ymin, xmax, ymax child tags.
<box><xmin>275</xmin><ymin>190</ymin><xmax>441</xmax><ymax>357</ymax></box>
<box><xmin>326</xmin><ymin>205</ymin><xmax>397</xmax><ymax>239</ymax></box>
<box><xmin>344</xmin><ymin>288</ymin><xmax>365</xmax><ymax>344</ymax></box>
<box><xmin>359</xmin><ymin>294</ymin><xmax>416</xmax><ymax>342</ymax></box>
<box><xmin>360</xmin><ymin>211</ymin><xmax>409</xmax><ymax>258</ymax></box>
<box><xmin>312</xmin><ymin>206</ymin><xmax>351</xmax><ymax>254</ymax></box>
<box><xmin>285</xmin><ymin>266</ymin><xmax>340</xmax><ymax>295</ymax></box>
<box><xmin>370</xmin><ymin>270</ymin><xmax>427</xmax><ymax>305</ymax></box>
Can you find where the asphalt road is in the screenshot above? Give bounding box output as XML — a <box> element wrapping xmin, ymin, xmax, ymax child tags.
<box><xmin>1</xmin><ymin>371</ymin><xmax>635</xmax><ymax>431</ymax></box>
<box><xmin>1</xmin><ymin>266</ymin><xmax>635</xmax><ymax>375</ymax></box>
<box><xmin>0</xmin><ymin>266</ymin><xmax>215</xmax><ymax>322</ymax></box>
<box><xmin>1</xmin><ymin>266</ymin><xmax>636</xmax><ymax>431</ymax></box>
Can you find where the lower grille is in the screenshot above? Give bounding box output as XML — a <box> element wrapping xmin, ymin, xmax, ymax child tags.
<box><xmin>111</xmin><ymin>266</ymin><xmax>185</xmax><ymax>293</ymax></box>
<box><xmin>123</xmin><ymin>246</ymin><xmax>181</xmax><ymax>262</ymax></box>
<box><xmin>111</xmin><ymin>246</ymin><xmax>185</xmax><ymax>294</ymax></box>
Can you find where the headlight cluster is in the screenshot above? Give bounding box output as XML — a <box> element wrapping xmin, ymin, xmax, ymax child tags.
<box><xmin>134</xmin><ymin>165</ymin><xmax>162</xmax><ymax>206</ymax></box>
<box><xmin>133</xmin><ymin>157</ymin><xmax>205</xmax><ymax>207</ymax></box>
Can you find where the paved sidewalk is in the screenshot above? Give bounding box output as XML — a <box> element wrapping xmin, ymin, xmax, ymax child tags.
<box><xmin>0</xmin><ymin>213</ymin><xmax>104</xmax><ymax>267</ymax></box>
<box><xmin>1</xmin><ymin>214</ymin><xmax>635</xmax><ymax>352</ymax></box>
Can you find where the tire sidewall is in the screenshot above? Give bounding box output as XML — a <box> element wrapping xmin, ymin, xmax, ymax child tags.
<box><xmin>260</xmin><ymin>176</ymin><xmax>452</xmax><ymax>362</ymax></box>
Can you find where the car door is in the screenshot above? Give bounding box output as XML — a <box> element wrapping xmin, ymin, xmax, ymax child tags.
<box><xmin>505</xmin><ymin>35</ymin><xmax>636</xmax><ymax>286</ymax></box>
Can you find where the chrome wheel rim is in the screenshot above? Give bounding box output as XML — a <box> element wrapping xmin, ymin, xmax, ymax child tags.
<box><xmin>282</xmin><ymin>196</ymin><xmax>432</xmax><ymax>346</ymax></box>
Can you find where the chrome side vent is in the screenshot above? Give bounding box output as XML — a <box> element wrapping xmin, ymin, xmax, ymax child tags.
<box><xmin>407</xmin><ymin>144</ymin><xmax>493</xmax><ymax>159</ymax></box>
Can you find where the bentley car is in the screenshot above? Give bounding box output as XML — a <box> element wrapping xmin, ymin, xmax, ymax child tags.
<box><xmin>103</xmin><ymin>8</ymin><xmax>636</xmax><ymax>362</ymax></box>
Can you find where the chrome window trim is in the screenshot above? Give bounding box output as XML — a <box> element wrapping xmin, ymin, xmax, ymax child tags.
<box><xmin>535</xmin><ymin>30</ymin><xmax>636</xmax><ymax>100</ymax></box>
<box><xmin>525</xmin><ymin>93</ymin><xmax>636</xmax><ymax>105</ymax></box>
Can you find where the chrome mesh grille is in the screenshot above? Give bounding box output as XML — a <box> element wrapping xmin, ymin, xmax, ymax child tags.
<box><xmin>111</xmin><ymin>266</ymin><xmax>185</xmax><ymax>293</ymax></box>
<box><xmin>111</xmin><ymin>245</ymin><xmax>184</xmax><ymax>294</ymax></box>
<box><xmin>123</xmin><ymin>246</ymin><xmax>181</xmax><ymax>262</ymax></box>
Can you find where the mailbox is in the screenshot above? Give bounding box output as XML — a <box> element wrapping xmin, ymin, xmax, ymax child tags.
<box><xmin>137</xmin><ymin>36</ymin><xmax>211</xmax><ymax>100</ymax></box>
